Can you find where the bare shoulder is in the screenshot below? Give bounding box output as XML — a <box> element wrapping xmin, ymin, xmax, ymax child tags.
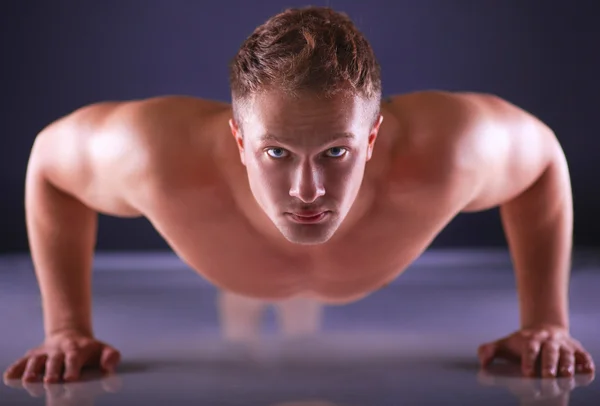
<box><xmin>383</xmin><ymin>90</ymin><xmax>560</xmax><ymax>210</ymax></box>
<box><xmin>386</xmin><ymin>89</ymin><xmax>555</xmax><ymax>160</ymax></box>
<box><xmin>382</xmin><ymin>90</ymin><xmax>487</xmax><ymax>181</ymax></box>
<box><xmin>387</xmin><ymin>89</ymin><xmax>547</xmax><ymax>126</ymax></box>
<box><xmin>31</xmin><ymin>96</ymin><xmax>229</xmax><ymax>216</ymax></box>
<box><xmin>385</xmin><ymin>89</ymin><xmax>535</xmax><ymax>141</ymax></box>
<box><xmin>107</xmin><ymin>95</ymin><xmax>228</xmax><ymax>167</ymax></box>
<box><xmin>120</xmin><ymin>96</ymin><xmax>233</xmax><ymax>189</ymax></box>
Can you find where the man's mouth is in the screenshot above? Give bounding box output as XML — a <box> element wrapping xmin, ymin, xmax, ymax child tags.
<box><xmin>286</xmin><ymin>211</ymin><xmax>330</xmax><ymax>224</ymax></box>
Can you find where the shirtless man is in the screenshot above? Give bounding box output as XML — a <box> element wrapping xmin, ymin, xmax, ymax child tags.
<box><xmin>2</xmin><ymin>6</ymin><xmax>595</xmax><ymax>383</ymax></box>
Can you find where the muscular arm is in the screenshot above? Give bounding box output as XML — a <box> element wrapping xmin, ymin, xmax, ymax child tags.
<box><xmin>461</xmin><ymin>94</ymin><xmax>572</xmax><ymax>330</ymax></box>
<box><xmin>2</xmin><ymin>97</ymin><xmax>211</xmax><ymax>383</ymax></box>
<box><xmin>25</xmin><ymin>154</ymin><xmax>97</xmax><ymax>337</ymax></box>
<box><xmin>501</xmin><ymin>142</ymin><xmax>572</xmax><ymax>330</ymax></box>
<box><xmin>25</xmin><ymin>102</ymin><xmax>146</xmax><ymax>337</ymax></box>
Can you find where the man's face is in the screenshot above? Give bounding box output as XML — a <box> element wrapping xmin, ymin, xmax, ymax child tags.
<box><xmin>230</xmin><ymin>90</ymin><xmax>383</xmax><ymax>245</ymax></box>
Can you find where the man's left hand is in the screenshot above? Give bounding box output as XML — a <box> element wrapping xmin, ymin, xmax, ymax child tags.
<box><xmin>477</xmin><ymin>326</ymin><xmax>595</xmax><ymax>378</ymax></box>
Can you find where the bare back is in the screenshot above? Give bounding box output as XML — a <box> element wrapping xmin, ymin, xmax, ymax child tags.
<box><xmin>30</xmin><ymin>91</ymin><xmax>559</xmax><ymax>304</ymax></box>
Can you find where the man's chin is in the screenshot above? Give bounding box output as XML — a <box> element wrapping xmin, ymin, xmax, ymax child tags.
<box><xmin>285</xmin><ymin>236</ymin><xmax>332</xmax><ymax>245</ymax></box>
<box><xmin>277</xmin><ymin>225</ymin><xmax>339</xmax><ymax>246</ymax></box>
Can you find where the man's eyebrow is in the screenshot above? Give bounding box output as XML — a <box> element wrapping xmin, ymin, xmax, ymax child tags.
<box><xmin>258</xmin><ymin>132</ymin><xmax>356</xmax><ymax>144</ymax></box>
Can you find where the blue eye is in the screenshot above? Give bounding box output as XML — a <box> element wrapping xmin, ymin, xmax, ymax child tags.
<box><xmin>325</xmin><ymin>147</ymin><xmax>347</xmax><ymax>158</ymax></box>
<box><xmin>266</xmin><ymin>148</ymin><xmax>289</xmax><ymax>158</ymax></box>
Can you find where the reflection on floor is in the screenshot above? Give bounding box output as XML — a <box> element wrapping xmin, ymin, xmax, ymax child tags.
<box><xmin>1</xmin><ymin>249</ymin><xmax>599</xmax><ymax>405</ymax></box>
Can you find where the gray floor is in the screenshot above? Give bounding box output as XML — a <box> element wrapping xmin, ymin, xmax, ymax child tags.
<box><xmin>0</xmin><ymin>249</ymin><xmax>599</xmax><ymax>406</ymax></box>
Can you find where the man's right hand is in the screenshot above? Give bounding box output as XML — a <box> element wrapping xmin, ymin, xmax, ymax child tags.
<box><xmin>2</xmin><ymin>331</ymin><xmax>121</xmax><ymax>383</ymax></box>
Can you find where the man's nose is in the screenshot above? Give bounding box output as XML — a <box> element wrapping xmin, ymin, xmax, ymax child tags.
<box><xmin>289</xmin><ymin>162</ymin><xmax>325</xmax><ymax>203</ymax></box>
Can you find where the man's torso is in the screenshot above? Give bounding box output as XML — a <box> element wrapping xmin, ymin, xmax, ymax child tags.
<box><xmin>39</xmin><ymin>91</ymin><xmax>509</xmax><ymax>303</ymax></box>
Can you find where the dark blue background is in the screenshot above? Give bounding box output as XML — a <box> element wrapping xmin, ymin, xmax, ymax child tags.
<box><xmin>1</xmin><ymin>0</ymin><xmax>598</xmax><ymax>252</ymax></box>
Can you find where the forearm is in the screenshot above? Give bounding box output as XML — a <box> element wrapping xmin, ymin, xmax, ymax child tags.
<box><xmin>500</xmin><ymin>146</ymin><xmax>573</xmax><ymax>330</ymax></box>
<box><xmin>25</xmin><ymin>168</ymin><xmax>97</xmax><ymax>337</ymax></box>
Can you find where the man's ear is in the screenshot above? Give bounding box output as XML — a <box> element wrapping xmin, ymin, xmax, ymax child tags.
<box><xmin>229</xmin><ymin>119</ymin><xmax>246</xmax><ymax>165</ymax></box>
<box><xmin>366</xmin><ymin>114</ymin><xmax>384</xmax><ymax>161</ymax></box>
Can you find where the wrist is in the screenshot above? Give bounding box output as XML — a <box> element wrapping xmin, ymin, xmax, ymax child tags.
<box><xmin>45</xmin><ymin>319</ymin><xmax>93</xmax><ymax>338</ymax></box>
<box><xmin>520</xmin><ymin>321</ymin><xmax>569</xmax><ymax>332</ymax></box>
<box><xmin>521</xmin><ymin>306</ymin><xmax>569</xmax><ymax>332</ymax></box>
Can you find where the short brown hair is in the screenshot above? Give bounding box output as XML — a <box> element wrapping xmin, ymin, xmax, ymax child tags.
<box><xmin>229</xmin><ymin>6</ymin><xmax>382</xmax><ymax>115</ymax></box>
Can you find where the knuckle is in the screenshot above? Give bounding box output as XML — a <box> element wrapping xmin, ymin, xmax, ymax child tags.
<box><xmin>544</xmin><ymin>340</ymin><xmax>561</xmax><ymax>351</ymax></box>
<box><xmin>521</xmin><ymin>330</ymin><xmax>535</xmax><ymax>339</ymax></box>
<box><xmin>563</xmin><ymin>355</ymin><xmax>576</xmax><ymax>365</ymax></box>
<box><xmin>524</xmin><ymin>349</ymin><xmax>538</xmax><ymax>360</ymax></box>
<box><xmin>547</xmin><ymin>330</ymin><xmax>561</xmax><ymax>340</ymax></box>
<box><xmin>64</xmin><ymin>350</ymin><xmax>80</xmax><ymax>361</ymax></box>
<box><xmin>561</xmin><ymin>356</ymin><xmax>575</xmax><ymax>366</ymax></box>
<box><xmin>524</xmin><ymin>340</ymin><xmax>539</xmax><ymax>351</ymax></box>
<box><xmin>66</xmin><ymin>351</ymin><xmax>85</xmax><ymax>365</ymax></box>
<box><xmin>62</xmin><ymin>341</ymin><xmax>79</xmax><ymax>352</ymax></box>
<box><xmin>560</xmin><ymin>346</ymin><xmax>574</xmax><ymax>356</ymax></box>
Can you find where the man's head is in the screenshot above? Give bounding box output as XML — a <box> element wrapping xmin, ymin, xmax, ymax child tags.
<box><xmin>228</xmin><ymin>6</ymin><xmax>383</xmax><ymax>245</ymax></box>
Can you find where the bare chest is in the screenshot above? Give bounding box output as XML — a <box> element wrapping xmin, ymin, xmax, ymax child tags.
<box><xmin>146</xmin><ymin>189</ymin><xmax>456</xmax><ymax>304</ymax></box>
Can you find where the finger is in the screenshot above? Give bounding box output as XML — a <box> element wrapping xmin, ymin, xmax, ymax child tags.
<box><xmin>521</xmin><ymin>340</ymin><xmax>542</xmax><ymax>377</ymax></box>
<box><xmin>558</xmin><ymin>348</ymin><xmax>575</xmax><ymax>377</ymax></box>
<box><xmin>574</xmin><ymin>350</ymin><xmax>595</xmax><ymax>374</ymax></box>
<box><xmin>3</xmin><ymin>357</ymin><xmax>29</xmax><ymax>380</ymax></box>
<box><xmin>44</xmin><ymin>353</ymin><xmax>65</xmax><ymax>383</ymax></box>
<box><xmin>541</xmin><ymin>341</ymin><xmax>560</xmax><ymax>378</ymax></box>
<box><xmin>100</xmin><ymin>346</ymin><xmax>121</xmax><ymax>373</ymax></box>
<box><xmin>63</xmin><ymin>352</ymin><xmax>84</xmax><ymax>382</ymax></box>
<box><xmin>478</xmin><ymin>341</ymin><xmax>499</xmax><ymax>367</ymax></box>
<box><xmin>23</xmin><ymin>355</ymin><xmax>47</xmax><ymax>382</ymax></box>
